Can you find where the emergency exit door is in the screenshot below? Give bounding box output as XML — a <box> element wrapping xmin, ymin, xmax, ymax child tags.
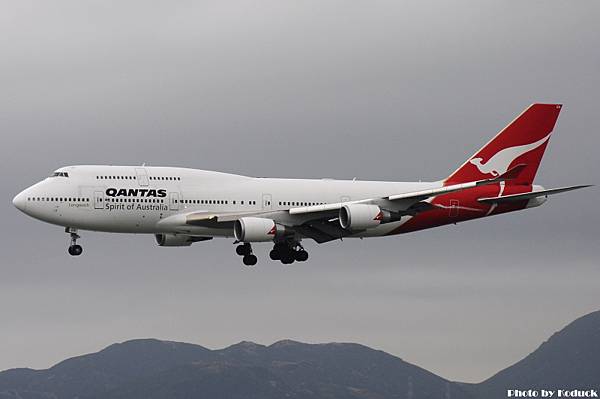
<box><xmin>135</xmin><ymin>168</ymin><xmax>149</xmax><ymax>186</ymax></box>
<box><xmin>94</xmin><ymin>191</ymin><xmax>104</xmax><ymax>209</ymax></box>
<box><xmin>262</xmin><ymin>194</ymin><xmax>272</xmax><ymax>210</ymax></box>
<box><xmin>449</xmin><ymin>199</ymin><xmax>459</xmax><ymax>217</ymax></box>
<box><xmin>169</xmin><ymin>192</ymin><xmax>179</xmax><ymax>211</ymax></box>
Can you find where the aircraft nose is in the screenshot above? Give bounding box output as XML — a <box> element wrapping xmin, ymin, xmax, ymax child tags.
<box><xmin>12</xmin><ymin>190</ymin><xmax>27</xmax><ymax>212</ymax></box>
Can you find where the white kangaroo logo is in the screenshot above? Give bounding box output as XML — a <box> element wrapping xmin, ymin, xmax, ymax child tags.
<box><xmin>469</xmin><ymin>133</ymin><xmax>551</xmax><ymax>177</ymax></box>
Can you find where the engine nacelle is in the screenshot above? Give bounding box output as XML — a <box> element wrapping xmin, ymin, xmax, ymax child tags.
<box><xmin>234</xmin><ymin>217</ymin><xmax>287</xmax><ymax>242</ymax></box>
<box><xmin>155</xmin><ymin>234</ymin><xmax>196</xmax><ymax>247</ymax></box>
<box><xmin>339</xmin><ymin>204</ymin><xmax>384</xmax><ymax>230</ymax></box>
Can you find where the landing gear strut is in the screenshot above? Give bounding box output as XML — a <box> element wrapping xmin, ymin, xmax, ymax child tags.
<box><xmin>235</xmin><ymin>243</ymin><xmax>257</xmax><ymax>266</ymax></box>
<box><xmin>270</xmin><ymin>241</ymin><xmax>308</xmax><ymax>264</ymax></box>
<box><xmin>66</xmin><ymin>227</ymin><xmax>83</xmax><ymax>256</ymax></box>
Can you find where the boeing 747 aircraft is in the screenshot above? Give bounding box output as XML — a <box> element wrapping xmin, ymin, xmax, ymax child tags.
<box><xmin>12</xmin><ymin>104</ymin><xmax>590</xmax><ymax>265</ymax></box>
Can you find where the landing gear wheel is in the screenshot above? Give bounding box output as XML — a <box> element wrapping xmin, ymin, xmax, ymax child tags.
<box><xmin>280</xmin><ymin>252</ymin><xmax>295</xmax><ymax>264</ymax></box>
<box><xmin>295</xmin><ymin>250</ymin><xmax>308</xmax><ymax>262</ymax></box>
<box><xmin>68</xmin><ymin>245</ymin><xmax>83</xmax><ymax>256</ymax></box>
<box><xmin>66</xmin><ymin>228</ymin><xmax>82</xmax><ymax>256</ymax></box>
<box><xmin>236</xmin><ymin>243</ymin><xmax>251</xmax><ymax>256</ymax></box>
<box><xmin>269</xmin><ymin>249</ymin><xmax>281</xmax><ymax>260</ymax></box>
<box><xmin>243</xmin><ymin>254</ymin><xmax>257</xmax><ymax>266</ymax></box>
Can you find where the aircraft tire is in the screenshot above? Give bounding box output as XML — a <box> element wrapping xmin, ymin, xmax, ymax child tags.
<box><xmin>269</xmin><ymin>249</ymin><xmax>280</xmax><ymax>260</ymax></box>
<box><xmin>295</xmin><ymin>250</ymin><xmax>308</xmax><ymax>262</ymax></box>
<box><xmin>236</xmin><ymin>244</ymin><xmax>251</xmax><ymax>256</ymax></box>
<box><xmin>243</xmin><ymin>254</ymin><xmax>257</xmax><ymax>266</ymax></box>
<box><xmin>68</xmin><ymin>245</ymin><xmax>83</xmax><ymax>256</ymax></box>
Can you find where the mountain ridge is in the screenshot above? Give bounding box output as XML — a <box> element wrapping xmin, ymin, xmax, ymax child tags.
<box><xmin>1</xmin><ymin>310</ymin><xmax>598</xmax><ymax>399</ymax></box>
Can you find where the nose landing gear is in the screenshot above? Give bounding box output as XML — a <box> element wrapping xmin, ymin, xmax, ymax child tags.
<box><xmin>66</xmin><ymin>227</ymin><xmax>83</xmax><ymax>256</ymax></box>
<box><xmin>235</xmin><ymin>243</ymin><xmax>257</xmax><ymax>266</ymax></box>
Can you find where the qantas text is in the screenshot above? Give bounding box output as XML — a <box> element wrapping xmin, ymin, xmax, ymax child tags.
<box><xmin>105</xmin><ymin>188</ymin><xmax>167</xmax><ymax>197</ymax></box>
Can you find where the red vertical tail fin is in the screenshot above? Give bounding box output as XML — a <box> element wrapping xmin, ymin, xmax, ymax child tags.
<box><xmin>444</xmin><ymin>104</ymin><xmax>562</xmax><ymax>185</ymax></box>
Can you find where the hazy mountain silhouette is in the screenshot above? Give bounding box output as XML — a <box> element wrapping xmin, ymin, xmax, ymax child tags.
<box><xmin>466</xmin><ymin>310</ymin><xmax>600</xmax><ymax>398</ymax></box>
<box><xmin>0</xmin><ymin>339</ymin><xmax>468</xmax><ymax>399</ymax></box>
<box><xmin>0</xmin><ymin>310</ymin><xmax>598</xmax><ymax>399</ymax></box>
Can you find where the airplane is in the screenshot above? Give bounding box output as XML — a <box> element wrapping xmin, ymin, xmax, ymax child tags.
<box><xmin>12</xmin><ymin>103</ymin><xmax>590</xmax><ymax>266</ymax></box>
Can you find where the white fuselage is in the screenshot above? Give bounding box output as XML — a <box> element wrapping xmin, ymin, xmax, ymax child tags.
<box><xmin>13</xmin><ymin>165</ymin><xmax>439</xmax><ymax>239</ymax></box>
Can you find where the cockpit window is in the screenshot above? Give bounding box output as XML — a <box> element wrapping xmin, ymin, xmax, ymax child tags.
<box><xmin>51</xmin><ymin>172</ymin><xmax>69</xmax><ymax>177</ymax></box>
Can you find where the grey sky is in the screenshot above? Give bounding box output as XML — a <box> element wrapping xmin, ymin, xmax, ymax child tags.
<box><xmin>1</xmin><ymin>0</ymin><xmax>599</xmax><ymax>382</ymax></box>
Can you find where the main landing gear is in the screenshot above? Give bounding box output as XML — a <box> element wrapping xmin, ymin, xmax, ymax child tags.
<box><xmin>234</xmin><ymin>241</ymin><xmax>309</xmax><ymax>266</ymax></box>
<box><xmin>235</xmin><ymin>243</ymin><xmax>257</xmax><ymax>266</ymax></box>
<box><xmin>66</xmin><ymin>227</ymin><xmax>83</xmax><ymax>256</ymax></box>
<box><xmin>269</xmin><ymin>242</ymin><xmax>308</xmax><ymax>265</ymax></box>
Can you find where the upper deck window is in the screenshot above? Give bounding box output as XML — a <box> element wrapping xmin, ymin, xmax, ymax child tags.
<box><xmin>51</xmin><ymin>172</ymin><xmax>69</xmax><ymax>178</ymax></box>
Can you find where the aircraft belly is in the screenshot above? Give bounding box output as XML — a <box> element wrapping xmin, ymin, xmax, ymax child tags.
<box><xmin>349</xmin><ymin>219</ymin><xmax>411</xmax><ymax>238</ymax></box>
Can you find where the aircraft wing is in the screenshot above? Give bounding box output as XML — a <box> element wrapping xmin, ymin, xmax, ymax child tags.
<box><xmin>287</xmin><ymin>165</ymin><xmax>527</xmax><ymax>243</ymax></box>
<box><xmin>160</xmin><ymin>164</ymin><xmax>526</xmax><ymax>242</ymax></box>
<box><xmin>289</xmin><ymin>164</ymin><xmax>527</xmax><ymax>216</ymax></box>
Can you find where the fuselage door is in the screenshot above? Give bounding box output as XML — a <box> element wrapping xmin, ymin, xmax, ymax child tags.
<box><xmin>94</xmin><ymin>191</ymin><xmax>104</xmax><ymax>209</ymax></box>
<box><xmin>135</xmin><ymin>168</ymin><xmax>149</xmax><ymax>187</ymax></box>
<box><xmin>449</xmin><ymin>199</ymin><xmax>459</xmax><ymax>217</ymax></box>
<box><xmin>262</xmin><ymin>194</ymin><xmax>272</xmax><ymax>210</ymax></box>
<box><xmin>169</xmin><ymin>192</ymin><xmax>179</xmax><ymax>211</ymax></box>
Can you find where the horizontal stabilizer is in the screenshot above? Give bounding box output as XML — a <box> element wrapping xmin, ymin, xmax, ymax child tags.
<box><xmin>478</xmin><ymin>185</ymin><xmax>592</xmax><ymax>204</ymax></box>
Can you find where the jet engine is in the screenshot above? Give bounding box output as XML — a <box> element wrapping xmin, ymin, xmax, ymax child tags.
<box><xmin>339</xmin><ymin>204</ymin><xmax>383</xmax><ymax>230</ymax></box>
<box><xmin>155</xmin><ymin>234</ymin><xmax>211</xmax><ymax>247</ymax></box>
<box><xmin>234</xmin><ymin>217</ymin><xmax>288</xmax><ymax>242</ymax></box>
<box><xmin>339</xmin><ymin>204</ymin><xmax>404</xmax><ymax>230</ymax></box>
